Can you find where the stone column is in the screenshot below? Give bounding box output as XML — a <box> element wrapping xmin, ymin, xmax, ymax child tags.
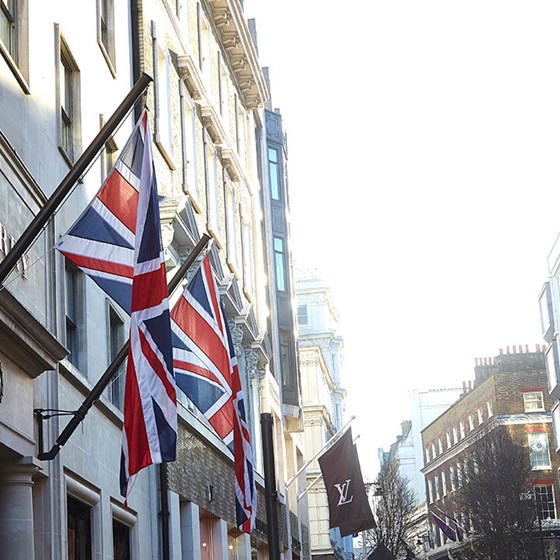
<box><xmin>0</xmin><ymin>457</ymin><xmax>40</xmax><ymax>560</ymax></box>
<box><xmin>180</xmin><ymin>501</ymin><xmax>201</xmax><ymax>560</ymax></box>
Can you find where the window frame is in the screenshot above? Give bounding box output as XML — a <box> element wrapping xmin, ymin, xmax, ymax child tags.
<box><xmin>523</xmin><ymin>391</ymin><xmax>545</xmax><ymax>412</ymax></box>
<box><xmin>152</xmin><ymin>20</ymin><xmax>175</xmax><ymax>168</ymax></box>
<box><xmin>0</xmin><ymin>0</ymin><xmax>28</xmax><ymax>93</ymax></box>
<box><xmin>107</xmin><ymin>302</ymin><xmax>126</xmax><ymax>410</ymax></box>
<box><xmin>97</xmin><ymin>0</ymin><xmax>116</xmax><ymax>76</ymax></box>
<box><xmin>56</xmin><ymin>27</ymin><xmax>81</xmax><ymax>165</ymax></box>
<box><xmin>528</xmin><ymin>431</ymin><xmax>552</xmax><ymax>470</ymax></box>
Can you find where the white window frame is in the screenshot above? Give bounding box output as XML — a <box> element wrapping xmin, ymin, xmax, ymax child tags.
<box><xmin>450</xmin><ymin>466</ymin><xmax>456</xmax><ymax>492</ymax></box>
<box><xmin>477</xmin><ymin>408</ymin><xmax>484</xmax><ymax>425</ymax></box>
<box><xmin>152</xmin><ymin>21</ymin><xmax>175</xmax><ymax>168</ymax></box>
<box><xmin>468</xmin><ymin>415</ymin><xmax>474</xmax><ymax>431</ymax></box>
<box><xmin>97</xmin><ymin>0</ymin><xmax>116</xmax><ymax>76</ymax></box>
<box><xmin>459</xmin><ymin>421</ymin><xmax>465</xmax><ymax>439</ymax></box>
<box><xmin>56</xmin><ymin>26</ymin><xmax>81</xmax><ymax>165</ymax></box>
<box><xmin>241</xmin><ymin>208</ymin><xmax>255</xmax><ymax>300</ymax></box>
<box><xmin>428</xmin><ymin>479</ymin><xmax>433</xmax><ymax>503</ymax></box>
<box><xmin>0</xmin><ymin>0</ymin><xmax>28</xmax><ymax>92</ymax></box>
<box><xmin>441</xmin><ymin>471</ymin><xmax>447</xmax><ymax>496</ymax></box>
<box><xmin>528</xmin><ymin>432</ymin><xmax>551</xmax><ymax>470</ymax></box>
<box><xmin>453</xmin><ymin>427</ymin><xmax>458</xmax><ymax>444</ymax></box>
<box><xmin>487</xmin><ymin>401</ymin><xmax>493</xmax><ymax>418</ymax></box>
<box><xmin>180</xmin><ymin>83</ymin><xmax>200</xmax><ymax>206</ymax></box>
<box><xmin>204</xmin><ymin>132</ymin><xmax>221</xmax><ymax>243</ymax></box>
<box><xmin>224</xmin><ymin>175</ymin><xmax>240</xmax><ymax>275</ymax></box>
<box><xmin>438</xmin><ymin>438</ymin><xmax>443</xmax><ymax>455</ymax></box>
<box><xmin>446</xmin><ymin>432</ymin><xmax>451</xmax><ymax>448</ymax></box>
<box><xmin>524</xmin><ymin>391</ymin><xmax>545</xmax><ymax>412</ymax></box>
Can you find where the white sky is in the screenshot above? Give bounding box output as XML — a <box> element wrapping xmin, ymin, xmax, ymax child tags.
<box><xmin>244</xmin><ymin>0</ymin><xmax>560</xmax><ymax>478</ymax></box>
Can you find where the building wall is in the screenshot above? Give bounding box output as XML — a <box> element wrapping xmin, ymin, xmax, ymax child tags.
<box><xmin>0</xmin><ymin>0</ymin><xmax>308</xmax><ymax>558</ymax></box>
<box><xmin>421</xmin><ymin>347</ymin><xmax>560</xmax><ymax>555</ymax></box>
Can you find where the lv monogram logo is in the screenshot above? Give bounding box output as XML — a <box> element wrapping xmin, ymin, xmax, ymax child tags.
<box><xmin>334</xmin><ymin>479</ymin><xmax>354</xmax><ymax>506</ymax></box>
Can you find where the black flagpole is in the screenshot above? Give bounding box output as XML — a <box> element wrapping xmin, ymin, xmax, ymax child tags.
<box><xmin>261</xmin><ymin>412</ymin><xmax>281</xmax><ymax>560</ymax></box>
<box><xmin>0</xmin><ymin>72</ymin><xmax>153</xmax><ymax>286</ymax></box>
<box><xmin>35</xmin><ymin>233</ymin><xmax>212</xmax><ymax>461</ymax></box>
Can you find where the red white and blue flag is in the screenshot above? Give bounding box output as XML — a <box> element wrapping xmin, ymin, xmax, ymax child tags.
<box><xmin>171</xmin><ymin>255</ymin><xmax>255</xmax><ymax>532</ymax></box>
<box><xmin>57</xmin><ymin>111</ymin><xmax>177</xmax><ymax>499</ymax></box>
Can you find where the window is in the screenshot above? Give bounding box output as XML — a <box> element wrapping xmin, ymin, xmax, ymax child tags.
<box><xmin>268</xmin><ymin>147</ymin><xmax>280</xmax><ymax>200</ymax></box>
<box><xmin>204</xmin><ymin>134</ymin><xmax>219</xmax><ymax>238</ymax></box>
<box><xmin>438</xmin><ymin>438</ymin><xmax>443</xmax><ymax>454</ymax></box>
<box><xmin>446</xmin><ymin>432</ymin><xmax>451</xmax><ymax>448</ymax></box>
<box><xmin>441</xmin><ymin>471</ymin><xmax>447</xmax><ymax>496</ymax></box>
<box><xmin>524</xmin><ymin>391</ymin><xmax>545</xmax><ymax>412</ymax></box>
<box><xmin>108</xmin><ymin>306</ymin><xmax>125</xmax><ymax>410</ymax></box>
<box><xmin>112</xmin><ymin>519</ymin><xmax>130</xmax><ymax>560</ymax></box>
<box><xmin>297</xmin><ymin>304</ymin><xmax>308</xmax><ymax>326</ymax></box>
<box><xmin>65</xmin><ymin>260</ymin><xmax>80</xmax><ymax>368</ymax></box>
<box><xmin>274</xmin><ymin>237</ymin><xmax>286</xmax><ymax>292</ymax></box>
<box><xmin>487</xmin><ymin>401</ymin><xmax>493</xmax><ymax>418</ymax></box>
<box><xmin>435</xmin><ymin>476</ymin><xmax>440</xmax><ymax>500</ymax></box>
<box><xmin>425</xmin><ymin>446</ymin><xmax>431</xmax><ymax>463</ymax></box>
<box><xmin>528</xmin><ymin>432</ymin><xmax>551</xmax><ymax>470</ymax></box>
<box><xmin>459</xmin><ymin>421</ymin><xmax>465</xmax><ymax>439</ymax></box>
<box><xmin>534</xmin><ymin>485</ymin><xmax>556</xmax><ymax>520</ymax></box>
<box><xmin>453</xmin><ymin>427</ymin><xmax>458</xmax><ymax>444</ymax></box>
<box><xmin>153</xmin><ymin>22</ymin><xmax>174</xmax><ymax>166</ymax></box>
<box><xmin>428</xmin><ymin>479</ymin><xmax>433</xmax><ymax>503</ymax></box>
<box><xmin>57</xmin><ymin>30</ymin><xmax>81</xmax><ymax>163</ymax></box>
<box><xmin>225</xmin><ymin>177</ymin><xmax>240</xmax><ymax>272</ymax></box>
<box><xmin>477</xmin><ymin>408</ymin><xmax>483</xmax><ymax>425</ymax></box>
<box><xmin>0</xmin><ymin>0</ymin><xmax>28</xmax><ymax>91</ymax></box>
<box><xmin>431</xmin><ymin>443</ymin><xmax>436</xmax><ymax>459</ymax></box>
<box><xmin>181</xmin><ymin>85</ymin><xmax>199</xmax><ymax>202</ymax></box>
<box><xmin>450</xmin><ymin>466</ymin><xmax>456</xmax><ymax>491</ymax></box>
<box><xmin>468</xmin><ymin>415</ymin><xmax>474</xmax><ymax>431</ymax></box>
<box><xmin>0</xmin><ymin>0</ymin><xmax>15</xmax><ymax>58</ymax></box>
<box><xmin>97</xmin><ymin>0</ymin><xmax>115</xmax><ymax>74</ymax></box>
<box><xmin>241</xmin><ymin>214</ymin><xmax>254</xmax><ymax>297</ymax></box>
<box><xmin>457</xmin><ymin>462</ymin><xmax>463</xmax><ymax>487</ymax></box>
<box><xmin>67</xmin><ymin>496</ymin><xmax>92</xmax><ymax>560</ymax></box>
<box><xmin>197</xmin><ymin>6</ymin><xmax>211</xmax><ymax>92</ymax></box>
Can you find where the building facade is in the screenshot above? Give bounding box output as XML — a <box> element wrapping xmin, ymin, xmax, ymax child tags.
<box><xmin>296</xmin><ymin>271</ymin><xmax>353</xmax><ymax>560</ymax></box>
<box><xmin>421</xmin><ymin>347</ymin><xmax>559</xmax><ymax>559</ymax></box>
<box><xmin>0</xmin><ymin>1</ymin><xmax>307</xmax><ymax>559</ymax></box>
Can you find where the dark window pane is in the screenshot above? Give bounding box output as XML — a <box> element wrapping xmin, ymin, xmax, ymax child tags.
<box><xmin>113</xmin><ymin>519</ymin><xmax>130</xmax><ymax>560</ymax></box>
<box><xmin>67</xmin><ymin>496</ymin><xmax>92</xmax><ymax>560</ymax></box>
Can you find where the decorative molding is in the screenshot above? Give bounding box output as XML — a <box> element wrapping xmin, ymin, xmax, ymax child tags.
<box><xmin>177</xmin><ymin>53</ymin><xmax>206</xmax><ymax>100</ymax></box>
<box><xmin>245</xmin><ymin>349</ymin><xmax>258</xmax><ymax>380</ymax></box>
<box><xmin>207</xmin><ymin>0</ymin><xmax>268</xmax><ymax>110</ymax></box>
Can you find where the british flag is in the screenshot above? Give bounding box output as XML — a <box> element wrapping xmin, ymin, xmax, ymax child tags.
<box><xmin>56</xmin><ymin>117</ymin><xmax>143</xmax><ymax>313</ymax></box>
<box><xmin>171</xmin><ymin>255</ymin><xmax>255</xmax><ymax>532</ymax></box>
<box><xmin>57</xmin><ymin>111</ymin><xmax>176</xmax><ymax>498</ymax></box>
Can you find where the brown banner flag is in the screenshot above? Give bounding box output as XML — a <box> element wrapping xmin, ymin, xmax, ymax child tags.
<box><xmin>318</xmin><ymin>427</ymin><xmax>376</xmax><ymax>537</ymax></box>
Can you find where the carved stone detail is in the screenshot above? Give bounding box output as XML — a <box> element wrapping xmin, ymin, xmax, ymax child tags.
<box><xmin>246</xmin><ymin>349</ymin><xmax>258</xmax><ymax>380</ymax></box>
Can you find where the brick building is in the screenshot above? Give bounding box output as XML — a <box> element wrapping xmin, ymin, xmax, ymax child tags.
<box><xmin>421</xmin><ymin>346</ymin><xmax>560</xmax><ymax>558</ymax></box>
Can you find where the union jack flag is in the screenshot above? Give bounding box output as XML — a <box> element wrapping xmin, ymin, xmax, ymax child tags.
<box><xmin>57</xmin><ymin>111</ymin><xmax>176</xmax><ymax>499</ymax></box>
<box><xmin>171</xmin><ymin>255</ymin><xmax>255</xmax><ymax>532</ymax></box>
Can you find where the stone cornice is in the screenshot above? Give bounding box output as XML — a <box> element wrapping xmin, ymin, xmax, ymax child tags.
<box><xmin>422</xmin><ymin>413</ymin><xmax>552</xmax><ymax>474</ymax></box>
<box><xmin>0</xmin><ymin>288</ymin><xmax>66</xmax><ymax>377</ymax></box>
<box><xmin>207</xmin><ymin>0</ymin><xmax>268</xmax><ymax>109</ymax></box>
<box><xmin>200</xmin><ymin>104</ymin><xmax>228</xmax><ymax>145</ymax></box>
<box><xmin>177</xmin><ymin>52</ymin><xmax>207</xmax><ymax>101</ymax></box>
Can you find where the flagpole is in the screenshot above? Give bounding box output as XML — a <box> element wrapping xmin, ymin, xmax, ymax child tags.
<box><xmin>0</xmin><ymin>72</ymin><xmax>153</xmax><ymax>286</ymax></box>
<box><xmin>261</xmin><ymin>413</ymin><xmax>281</xmax><ymax>560</ymax></box>
<box><xmin>35</xmin><ymin>234</ymin><xmax>211</xmax><ymax>460</ymax></box>
<box><xmin>285</xmin><ymin>415</ymin><xmax>355</xmax><ymax>489</ymax></box>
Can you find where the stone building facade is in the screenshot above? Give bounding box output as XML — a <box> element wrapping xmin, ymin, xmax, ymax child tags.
<box><xmin>0</xmin><ymin>1</ymin><xmax>307</xmax><ymax>559</ymax></box>
<box><xmin>421</xmin><ymin>346</ymin><xmax>559</xmax><ymax>559</ymax></box>
<box><xmin>296</xmin><ymin>271</ymin><xmax>353</xmax><ymax>560</ymax></box>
